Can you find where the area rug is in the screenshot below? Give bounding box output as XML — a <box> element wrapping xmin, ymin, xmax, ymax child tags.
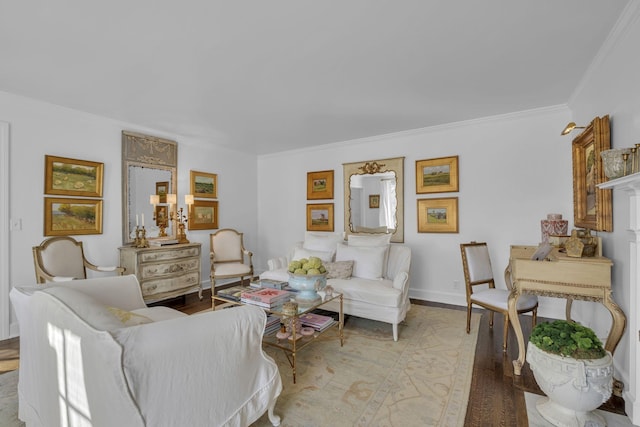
<box><xmin>0</xmin><ymin>305</ymin><xmax>479</xmax><ymax>427</ymax></box>
<box><xmin>252</xmin><ymin>305</ymin><xmax>480</xmax><ymax>427</ymax></box>
<box><xmin>525</xmin><ymin>392</ymin><xmax>634</xmax><ymax>427</ymax></box>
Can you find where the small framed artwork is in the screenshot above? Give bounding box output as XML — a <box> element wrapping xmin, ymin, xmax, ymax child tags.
<box><xmin>572</xmin><ymin>116</ymin><xmax>612</xmax><ymax>231</ymax></box>
<box><xmin>155</xmin><ymin>204</ymin><xmax>169</xmax><ymax>226</ymax></box>
<box><xmin>307</xmin><ymin>203</ymin><xmax>334</xmax><ymax>232</ymax></box>
<box><xmin>307</xmin><ymin>170</ymin><xmax>334</xmax><ymax>200</ymax></box>
<box><xmin>44</xmin><ymin>155</ymin><xmax>104</xmax><ymax>197</ymax></box>
<box><xmin>417</xmin><ymin>197</ymin><xmax>458</xmax><ymax>233</ymax></box>
<box><xmin>190</xmin><ymin>170</ymin><xmax>217</xmax><ymax>199</ymax></box>
<box><xmin>416</xmin><ymin>155</ymin><xmax>459</xmax><ymax>194</ymax></box>
<box><xmin>188</xmin><ymin>200</ymin><xmax>219</xmax><ymax>230</ymax></box>
<box><xmin>369</xmin><ymin>194</ymin><xmax>380</xmax><ymax>209</ymax></box>
<box><xmin>44</xmin><ymin>197</ymin><xmax>103</xmax><ymax>236</ymax></box>
<box><xmin>155</xmin><ymin>181</ymin><xmax>169</xmax><ymax>203</ymax></box>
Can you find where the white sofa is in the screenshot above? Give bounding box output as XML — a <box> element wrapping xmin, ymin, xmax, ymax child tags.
<box><xmin>10</xmin><ymin>275</ymin><xmax>282</xmax><ymax>427</ymax></box>
<box><xmin>261</xmin><ymin>234</ymin><xmax>411</xmax><ymax>341</ymax></box>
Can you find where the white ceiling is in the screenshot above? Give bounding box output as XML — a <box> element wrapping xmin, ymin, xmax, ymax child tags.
<box><xmin>0</xmin><ymin>1</ymin><xmax>631</xmax><ymax>154</ymax></box>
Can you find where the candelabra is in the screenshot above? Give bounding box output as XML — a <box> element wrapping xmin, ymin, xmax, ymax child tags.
<box><xmin>135</xmin><ymin>226</ymin><xmax>149</xmax><ymax>248</ymax></box>
<box><xmin>171</xmin><ymin>207</ymin><xmax>190</xmax><ymax>244</ymax></box>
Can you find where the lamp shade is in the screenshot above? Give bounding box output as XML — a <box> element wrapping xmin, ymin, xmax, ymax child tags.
<box><xmin>185</xmin><ymin>194</ymin><xmax>194</xmax><ymax>205</ymax></box>
<box><xmin>150</xmin><ymin>195</ymin><xmax>160</xmax><ymax>205</ymax></box>
<box><xmin>167</xmin><ymin>193</ymin><xmax>177</xmax><ymax>205</ymax></box>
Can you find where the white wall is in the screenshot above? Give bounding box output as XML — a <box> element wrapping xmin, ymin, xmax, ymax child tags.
<box><xmin>567</xmin><ymin>2</ymin><xmax>640</xmax><ymax>419</ymax></box>
<box><xmin>0</xmin><ymin>90</ymin><xmax>257</xmax><ymax>336</ymax></box>
<box><xmin>257</xmin><ymin>105</ymin><xmax>574</xmax><ymax>316</ymax></box>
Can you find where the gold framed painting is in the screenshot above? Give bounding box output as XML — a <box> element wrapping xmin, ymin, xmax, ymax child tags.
<box><xmin>415</xmin><ymin>155</ymin><xmax>459</xmax><ymax>194</ymax></box>
<box><xmin>307</xmin><ymin>170</ymin><xmax>334</xmax><ymax>200</ymax></box>
<box><xmin>417</xmin><ymin>197</ymin><xmax>458</xmax><ymax>233</ymax></box>
<box><xmin>369</xmin><ymin>194</ymin><xmax>380</xmax><ymax>208</ymax></box>
<box><xmin>155</xmin><ymin>204</ymin><xmax>169</xmax><ymax>227</ymax></box>
<box><xmin>307</xmin><ymin>203</ymin><xmax>334</xmax><ymax>232</ymax></box>
<box><xmin>190</xmin><ymin>170</ymin><xmax>217</xmax><ymax>199</ymax></box>
<box><xmin>188</xmin><ymin>200</ymin><xmax>219</xmax><ymax>230</ymax></box>
<box><xmin>44</xmin><ymin>197</ymin><xmax>103</xmax><ymax>236</ymax></box>
<box><xmin>155</xmin><ymin>181</ymin><xmax>169</xmax><ymax>203</ymax></box>
<box><xmin>44</xmin><ymin>155</ymin><xmax>104</xmax><ymax>197</ymax></box>
<box><xmin>572</xmin><ymin>115</ymin><xmax>612</xmax><ymax>231</ymax></box>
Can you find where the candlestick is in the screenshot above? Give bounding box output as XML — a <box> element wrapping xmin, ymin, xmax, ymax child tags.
<box><xmin>141</xmin><ymin>213</ymin><xmax>144</xmax><ymax>227</ymax></box>
<box><xmin>136</xmin><ymin>214</ymin><xmax>139</xmax><ymax>226</ymax></box>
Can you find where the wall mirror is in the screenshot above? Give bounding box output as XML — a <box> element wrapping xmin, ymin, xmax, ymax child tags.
<box><xmin>343</xmin><ymin>157</ymin><xmax>404</xmax><ymax>242</ymax></box>
<box><xmin>122</xmin><ymin>131</ymin><xmax>178</xmax><ymax>245</ymax></box>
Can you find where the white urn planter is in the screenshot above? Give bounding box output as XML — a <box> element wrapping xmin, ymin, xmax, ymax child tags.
<box><xmin>527</xmin><ymin>342</ymin><xmax>613</xmax><ymax>427</ymax></box>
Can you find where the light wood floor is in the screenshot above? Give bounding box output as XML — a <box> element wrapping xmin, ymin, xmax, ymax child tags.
<box><xmin>1</xmin><ymin>289</ymin><xmax>626</xmax><ymax>425</ymax></box>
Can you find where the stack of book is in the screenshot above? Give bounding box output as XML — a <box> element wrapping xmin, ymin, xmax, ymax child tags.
<box><xmin>216</xmin><ymin>285</ymin><xmax>256</xmax><ymax>302</ymax></box>
<box><xmin>257</xmin><ymin>279</ymin><xmax>288</xmax><ymax>290</ymax></box>
<box><xmin>240</xmin><ymin>288</ymin><xmax>292</xmax><ymax>309</ymax></box>
<box><xmin>299</xmin><ymin>312</ymin><xmax>335</xmax><ymax>332</ymax></box>
<box><xmin>264</xmin><ymin>315</ymin><xmax>281</xmax><ymax>336</ymax></box>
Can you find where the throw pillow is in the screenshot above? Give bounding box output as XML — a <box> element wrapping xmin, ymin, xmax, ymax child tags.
<box><xmin>293</xmin><ymin>246</ymin><xmax>333</xmax><ymax>263</ymax></box>
<box><xmin>324</xmin><ymin>260</ymin><xmax>354</xmax><ymax>279</ymax></box>
<box><xmin>107</xmin><ymin>306</ymin><xmax>153</xmax><ymax>326</ymax></box>
<box><xmin>335</xmin><ymin>243</ymin><xmax>387</xmax><ymax>280</ymax></box>
<box><xmin>303</xmin><ymin>232</ymin><xmax>344</xmax><ymax>255</ymax></box>
<box><xmin>347</xmin><ymin>234</ymin><xmax>392</xmax><ymax>247</ymax></box>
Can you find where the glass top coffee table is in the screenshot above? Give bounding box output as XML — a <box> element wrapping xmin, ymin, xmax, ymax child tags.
<box><xmin>212</xmin><ymin>289</ymin><xmax>344</xmax><ymax>383</ymax></box>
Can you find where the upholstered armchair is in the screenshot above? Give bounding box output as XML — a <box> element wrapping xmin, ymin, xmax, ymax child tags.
<box><xmin>210</xmin><ymin>228</ymin><xmax>254</xmax><ymax>291</ymax></box>
<box><xmin>32</xmin><ymin>236</ymin><xmax>125</xmax><ymax>283</ymax></box>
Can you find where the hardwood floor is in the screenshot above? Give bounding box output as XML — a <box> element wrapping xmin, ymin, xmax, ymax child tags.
<box><xmin>1</xmin><ymin>290</ymin><xmax>627</xmax><ymax>425</ymax></box>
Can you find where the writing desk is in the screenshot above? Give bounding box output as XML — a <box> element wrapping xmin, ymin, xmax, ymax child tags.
<box><xmin>507</xmin><ymin>245</ymin><xmax>626</xmax><ymax>376</ymax></box>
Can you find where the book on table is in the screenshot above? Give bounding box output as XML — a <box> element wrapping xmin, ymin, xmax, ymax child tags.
<box><xmin>299</xmin><ymin>312</ymin><xmax>334</xmax><ymax>331</ymax></box>
<box><xmin>258</xmin><ymin>279</ymin><xmax>288</xmax><ymax>290</ymax></box>
<box><xmin>240</xmin><ymin>288</ymin><xmax>291</xmax><ymax>305</ymax></box>
<box><xmin>217</xmin><ymin>285</ymin><xmax>258</xmax><ymax>302</ymax></box>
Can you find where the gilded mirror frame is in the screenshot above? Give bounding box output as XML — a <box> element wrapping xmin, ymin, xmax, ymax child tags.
<box><xmin>122</xmin><ymin>131</ymin><xmax>178</xmax><ymax>245</ymax></box>
<box><xmin>343</xmin><ymin>156</ymin><xmax>404</xmax><ymax>243</ymax></box>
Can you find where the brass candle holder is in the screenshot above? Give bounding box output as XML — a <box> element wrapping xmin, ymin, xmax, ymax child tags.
<box><xmin>135</xmin><ymin>226</ymin><xmax>149</xmax><ymax>248</ymax></box>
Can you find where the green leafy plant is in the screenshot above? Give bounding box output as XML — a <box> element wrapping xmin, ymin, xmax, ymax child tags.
<box><xmin>529</xmin><ymin>320</ymin><xmax>606</xmax><ymax>359</ymax></box>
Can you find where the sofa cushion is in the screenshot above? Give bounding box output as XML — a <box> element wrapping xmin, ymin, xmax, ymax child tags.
<box><xmin>260</xmin><ymin>268</ymin><xmax>290</xmax><ymax>282</ymax></box>
<box><xmin>293</xmin><ymin>246</ymin><xmax>334</xmax><ymax>263</ymax></box>
<box><xmin>107</xmin><ymin>306</ymin><xmax>154</xmax><ymax>326</ymax></box>
<box><xmin>328</xmin><ymin>277</ymin><xmax>401</xmax><ymax>308</ymax></box>
<box><xmin>131</xmin><ymin>307</ymin><xmax>188</xmax><ymax>322</ymax></box>
<box><xmin>43</xmin><ymin>287</ymin><xmax>125</xmax><ymax>331</ymax></box>
<box><xmin>335</xmin><ymin>243</ymin><xmax>387</xmax><ymax>280</ymax></box>
<box><xmin>324</xmin><ymin>260</ymin><xmax>354</xmax><ymax>279</ymax></box>
<box><xmin>303</xmin><ymin>232</ymin><xmax>344</xmax><ymax>254</ymax></box>
<box><xmin>347</xmin><ymin>234</ymin><xmax>391</xmax><ymax>277</ymax></box>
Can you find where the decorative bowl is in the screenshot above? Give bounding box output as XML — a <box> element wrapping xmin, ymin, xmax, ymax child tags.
<box><xmin>287</xmin><ymin>272</ymin><xmax>327</xmax><ymax>306</ymax></box>
<box><xmin>601</xmin><ymin>148</ymin><xmax>632</xmax><ymax>179</ymax></box>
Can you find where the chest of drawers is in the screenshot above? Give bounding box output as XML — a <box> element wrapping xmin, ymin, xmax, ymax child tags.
<box><xmin>119</xmin><ymin>243</ymin><xmax>202</xmax><ymax>303</ymax></box>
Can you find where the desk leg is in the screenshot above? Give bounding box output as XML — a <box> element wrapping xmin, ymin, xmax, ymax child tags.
<box><xmin>603</xmin><ymin>290</ymin><xmax>627</xmax><ymax>355</ymax></box>
<box><xmin>565</xmin><ymin>298</ymin><xmax>574</xmax><ymax>322</ymax></box>
<box><xmin>508</xmin><ymin>287</ymin><xmax>526</xmax><ymax>376</ymax></box>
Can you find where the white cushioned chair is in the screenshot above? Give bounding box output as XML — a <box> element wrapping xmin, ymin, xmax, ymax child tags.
<box><xmin>210</xmin><ymin>228</ymin><xmax>254</xmax><ymax>292</ymax></box>
<box><xmin>460</xmin><ymin>241</ymin><xmax>538</xmax><ymax>351</ymax></box>
<box><xmin>32</xmin><ymin>236</ymin><xmax>125</xmax><ymax>283</ymax></box>
<box><xmin>10</xmin><ymin>275</ymin><xmax>282</xmax><ymax>427</ymax></box>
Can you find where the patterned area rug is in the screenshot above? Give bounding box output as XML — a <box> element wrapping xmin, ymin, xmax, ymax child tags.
<box><xmin>253</xmin><ymin>305</ymin><xmax>480</xmax><ymax>427</ymax></box>
<box><xmin>0</xmin><ymin>305</ymin><xmax>479</xmax><ymax>427</ymax></box>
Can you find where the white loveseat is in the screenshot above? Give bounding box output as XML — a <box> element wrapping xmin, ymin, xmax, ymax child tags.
<box><xmin>10</xmin><ymin>275</ymin><xmax>282</xmax><ymax>427</ymax></box>
<box><xmin>261</xmin><ymin>233</ymin><xmax>411</xmax><ymax>341</ymax></box>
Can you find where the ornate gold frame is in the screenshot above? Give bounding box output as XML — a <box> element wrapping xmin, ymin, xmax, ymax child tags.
<box><xmin>307</xmin><ymin>203</ymin><xmax>334</xmax><ymax>232</ymax></box>
<box><xmin>190</xmin><ymin>170</ymin><xmax>217</xmax><ymax>199</ymax></box>
<box><xmin>572</xmin><ymin>115</ymin><xmax>612</xmax><ymax>231</ymax></box>
<box><xmin>307</xmin><ymin>170</ymin><xmax>334</xmax><ymax>200</ymax></box>
<box><xmin>417</xmin><ymin>197</ymin><xmax>458</xmax><ymax>233</ymax></box>
<box><xmin>44</xmin><ymin>197</ymin><xmax>103</xmax><ymax>236</ymax></box>
<box><xmin>44</xmin><ymin>155</ymin><xmax>104</xmax><ymax>197</ymax></box>
<box><xmin>415</xmin><ymin>155</ymin><xmax>459</xmax><ymax>194</ymax></box>
<box><xmin>188</xmin><ymin>200</ymin><xmax>219</xmax><ymax>230</ymax></box>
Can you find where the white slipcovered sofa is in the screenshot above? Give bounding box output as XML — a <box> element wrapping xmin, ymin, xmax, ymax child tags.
<box><xmin>261</xmin><ymin>233</ymin><xmax>411</xmax><ymax>341</ymax></box>
<box><xmin>10</xmin><ymin>275</ymin><xmax>282</xmax><ymax>427</ymax></box>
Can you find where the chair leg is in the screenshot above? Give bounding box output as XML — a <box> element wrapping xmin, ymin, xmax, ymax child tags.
<box><xmin>489</xmin><ymin>311</ymin><xmax>494</xmax><ymax>328</ymax></box>
<box><xmin>466</xmin><ymin>305</ymin><xmax>472</xmax><ymax>334</ymax></box>
<box><xmin>532</xmin><ymin>308</ymin><xmax>538</xmax><ymax>327</ymax></box>
<box><xmin>503</xmin><ymin>314</ymin><xmax>509</xmax><ymax>352</ymax></box>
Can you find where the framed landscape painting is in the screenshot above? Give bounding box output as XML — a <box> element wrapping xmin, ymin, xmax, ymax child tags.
<box><xmin>45</xmin><ymin>155</ymin><xmax>104</xmax><ymax>197</ymax></box>
<box><xmin>156</xmin><ymin>181</ymin><xmax>169</xmax><ymax>203</ymax></box>
<box><xmin>417</xmin><ymin>197</ymin><xmax>458</xmax><ymax>233</ymax></box>
<box><xmin>572</xmin><ymin>115</ymin><xmax>612</xmax><ymax>231</ymax></box>
<box><xmin>307</xmin><ymin>203</ymin><xmax>334</xmax><ymax>231</ymax></box>
<box><xmin>369</xmin><ymin>194</ymin><xmax>380</xmax><ymax>208</ymax></box>
<box><xmin>307</xmin><ymin>170</ymin><xmax>334</xmax><ymax>200</ymax></box>
<box><xmin>189</xmin><ymin>200</ymin><xmax>218</xmax><ymax>230</ymax></box>
<box><xmin>415</xmin><ymin>156</ymin><xmax>459</xmax><ymax>194</ymax></box>
<box><xmin>190</xmin><ymin>170</ymin><xmax>217</xmax><ymax>199</ymax></box>
<box><xmin>44</xmin><ymin>197</ymin><xmax>103</xmax><ymax>236</ymax></box>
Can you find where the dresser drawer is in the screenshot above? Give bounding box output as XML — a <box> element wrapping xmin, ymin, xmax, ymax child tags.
<box><xmin>139</xmin><ymin>246</ymin><xmax>200</xmax><ymax>263</ymax></box>
<box><xmin>140</xmin><ymin>258</ymin><xmax>200</xmax><ymax>279</ymax></box>
<box><xmin>141</xmin><ymin>271</ymin><xmax>200</xmax><ymax>297</ymax></box>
